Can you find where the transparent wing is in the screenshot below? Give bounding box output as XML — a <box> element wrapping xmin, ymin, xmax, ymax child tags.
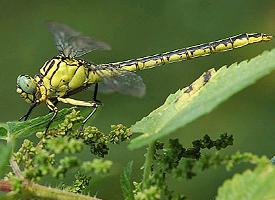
<box><xmin>93</xmin><ymin>66</ymin><xmax>146</xmax><ymax>97</ymax></box>
<box><xmin>46</xmin><ymin>21</ymin><xmax>111</xmax><ymax>58</ymax></box>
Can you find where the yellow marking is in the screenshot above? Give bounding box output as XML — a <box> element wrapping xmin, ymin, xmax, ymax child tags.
<box><xmin>88</xmin><ymin>71</ymin><xmax>100</xmax><ymax>84</ymax></box>
<box><xmin>43</xmin><ymin>78</ymin><xmax>51</xmax><ymax>91</ymax></box>
<box><xmin>66</xmin><ymin>65</ymin><xmax>78</xmax><ymax>79</ymax></box>
<box><xmin>248</xmin><ymin>36</ymin><xmax>262</xmax><ymax>43</ymax></box>
<box><xmin>40</xmin><ymin>68</ymin><xmax>45</xmax><ymax>74</ymax></box>
<box><xmin>180</xmin><ymin>53</ymin><xmax>187</xmax><ymax>60</ymax></box>
<box><xmin>227</xmin><ymin>43</ymin><xmax>233</xmax><ymax>49</ymax></box>
<box><xmin>22</xmin><ymin>93</ymin><xmax>27</xmax><ymax>99</ymax></box>
<box><xmin>39</xmin><ymin>86</ymin><xmax>47</xmax><ymax>102</ymax></box>
<box><xmin>68</xmin><ymin>66</ymin><xmax>87</xmax><ymax>89</ymax></box>
<box><xmin>45</xmin><ymin>63</ymin><xmax>58</xmax><ymax>79</ymax></box>
<box><xmin>35</xmin><ymin>76</ymin><xmax>40</xmax><ymax>83</ymax></box>
<box><xmin>214</xmin><ymin>43</ymin><xmax>227</xmax><ymax>52</ymax></box>
<box><xmin>121</xmin><ymin>64</ymin><xmax>136</xmax><ymax>71</ymax></box>
<box><xmin>25</xmin><ymin>98</ymin><xmax>32</xmax><ymax>103</ymax></box>
<box><xmin>28</xmin><ymin>94</ymin><xmax>34</xmax><ymax>101</ymax></box>
<box><xmin>193</xmin><ymin>48</ymin><xmax>209</xmax><ymax>57</ymax></box>
<box><xmin>51</xmin><ymin>65</ymin><xmax>67</xmax><ymax>88</ymax></box>
<box><xmin>233</xmin><ymin>38</ymin><xmax>249</xmax><ymax>48</ymax></box>
<box><xmin>137</xmin><ymin>61</ymin><xmax>144</xmax><ymax>69</ymax></box>
<box><xmin>16</xmin><ymin>88</ymin><xmax>22</xmax><ymax>93</ymax></box>
<box><xmin>144</xmin><ymin>60</ymin><xmax>157</xmax><ymax>68</ymax></box>
<box><xmin>57</xmin><ymin>97</ymin><xmax>95</xmax><ymax>107</ymax></box>
<box><xmin>169</xmin><ymin>54</ymin><xmax>181</xmax><ymax>62</ymax></box>
<box><xmin>58</xmin><ymin>62</ymin><xmax>70</xmax><ymax>82</ymax></box>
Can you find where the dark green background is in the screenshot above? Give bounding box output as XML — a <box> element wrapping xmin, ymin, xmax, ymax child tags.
<box><xmin>1</xmin><ymin>0</ymin><xmax>275</xmax><ymax>199</ymax></box>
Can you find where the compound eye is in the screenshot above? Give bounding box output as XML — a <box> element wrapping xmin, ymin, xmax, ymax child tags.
<box><xmin>17</xmin><ymin>75</ymin><xmax>37</xmax><ymax>94</ymax></box>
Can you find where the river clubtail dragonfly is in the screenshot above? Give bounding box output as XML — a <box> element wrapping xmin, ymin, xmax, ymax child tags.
<box><xmin>16</xmin><ymin>21</ymin><xmax>272</xmax><ymax>132</ymax></box>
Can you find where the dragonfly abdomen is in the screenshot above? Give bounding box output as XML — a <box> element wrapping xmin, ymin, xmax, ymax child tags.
<box><xmin>107</xmin><ymin>33</ymin><xmax>272</xmax><ymax>72</ymax></box>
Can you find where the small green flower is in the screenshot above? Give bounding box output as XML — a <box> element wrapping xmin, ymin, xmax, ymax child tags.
<box><xmin>81</xmin><ymin>159</ymin><xmax>112</xmax><ymax>174</ymax></box>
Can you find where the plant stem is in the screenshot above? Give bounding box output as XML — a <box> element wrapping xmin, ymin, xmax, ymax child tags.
<box><xmin>142</xmin><ymin>141</ymin><xmax>155</xmax><ymax>188</ymax></box>
<box><xmin>9</xmin><ymin>156</ymin><xmax>23</xmax><ymax>179</ymax></box>
<box><xmin>0</xmin><ymin>180</ymin><xmax>101</xmax><ymax>200</ymax></box>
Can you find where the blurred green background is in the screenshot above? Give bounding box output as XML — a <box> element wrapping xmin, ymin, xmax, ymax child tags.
<box><xmin>1</xmin><ymin>0</ymin><xmax>275</xmax><ymax>199</ymax></box>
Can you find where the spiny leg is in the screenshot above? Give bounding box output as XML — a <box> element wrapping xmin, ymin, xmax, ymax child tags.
<box><xmin>19</xmin><ymin>102</ymin><xmax>37</xmax><ymax>121</ymax></box>
<box><xmin>48</xmin><ymin>99</ymin><xmax>58</xmax><ymax>113</ymax></box>
<box><xmin>80</xmin><ymin>102</ymin><xmax>100</xmax><ymax>131</ymax></box>
<box><xmin>93</xmin><ymin>83</ymin><xmax>99</xmax><ymax>100</ymax></box>
<box><xmin>45</xmin><ymin>100</ymin><xmax>58</xmax><ymax>133</ymax></box>
<box><xmin>78</xmin><ymin>83</ymin><xmax>101</xmax><ymax>131</ymax></box>
<box><xmin>78</xmin><ymin>83</ymin><xmax>102</xmax><ymax>130</ymax></box>
<box><xmin>45</xmin><ymin>109</ymin><xmax>58</xmax><ymax>133</ymax></box>
<box><xmin>93</xmin><ymin>83</ymin><xmax>102</xmax><ymax>104</ymax></box>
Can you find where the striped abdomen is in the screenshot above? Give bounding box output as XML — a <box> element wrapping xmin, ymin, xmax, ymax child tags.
<box><xmin>101</xmin><ymin>33</ymin><xmax>272</xmax><ymax>72</ymax></box>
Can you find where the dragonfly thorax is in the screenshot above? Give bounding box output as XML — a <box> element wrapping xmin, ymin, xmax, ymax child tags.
<box><xmin>16</xmin><ymin>75</ymin><xmax>39</xmax><ymax>103</ymax></box>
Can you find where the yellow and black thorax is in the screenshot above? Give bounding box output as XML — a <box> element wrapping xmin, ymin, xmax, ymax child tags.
<box><xmin>36</xmin><ymin>55</ymin><xmax>100</xmax><ymax>100</ymax></box>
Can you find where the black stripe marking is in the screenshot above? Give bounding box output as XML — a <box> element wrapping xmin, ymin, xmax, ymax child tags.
<box><xmin>41</xmin><ymin>60</ymin><xmax>51</xmax><ymax>73</ymax></box>
<box><xmin>247</xmin><ymin>33</ymin><xmax>261</xmax><ymax>38</ymax></box>
<box><xmin>43</xmin><ymin>59</ymin><xmax>56</xmax><ymax>76</ymax></box>
<box><xmin>71</xmin><ymin>65</ymin><xmax>82</xmax><ymax>80</ymax></box>
<box><xmin>50</xmin><ymin>60</ymin><xmax>62</xmax><ymax>85</ymax></box>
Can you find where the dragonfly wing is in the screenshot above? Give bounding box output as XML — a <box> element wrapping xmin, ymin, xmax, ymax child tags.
<box><xmin>95</xmin><ymin>67</ymin><xmax>146</xmax><ymax>97</ymax></box>
<box><xmin>46</xmin><ymin>21</ymin><xmax>111</xmax><ymax>58</ymax></box>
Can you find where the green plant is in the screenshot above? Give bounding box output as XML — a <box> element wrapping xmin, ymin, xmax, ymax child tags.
<box><xmin>1</xmin><ymin>48</ymin><xmax>275</xmax><ymax>199</ymax></box>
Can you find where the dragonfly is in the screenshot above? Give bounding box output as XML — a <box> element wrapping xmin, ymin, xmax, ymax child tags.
<box><xmin>16</xmin><ymin>21</ymin><xmax>272</xmax><ymax>132</ymax></box>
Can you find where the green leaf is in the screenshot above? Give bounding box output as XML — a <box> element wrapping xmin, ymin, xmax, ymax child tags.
<box><xmin>216</xmin><ymin>164</ymin><xmax>275</xmax><ymax>200</ymax></box>
<box><xmin>129</xmin><ymin>48</ymin><xmax>275</xmax><ymax>149</ymax></box>
<box><xmin>0</xmin><ymin>107</ymin><xmax>91</xmax><ymax>141</ymax></box>
<box><xmin>120</xmin><ymin>161</ymin><xmax>135</xmax><ymax>200</ymax></box>
<box><xmin>0</xmin><ymin>144</ymin><xmax>12</xmax><ymax>178</ymax></box>
<box><xmin>0</xmin><ymin>123</ymin><xmax>9</xmax><ymax>140</ymax></box>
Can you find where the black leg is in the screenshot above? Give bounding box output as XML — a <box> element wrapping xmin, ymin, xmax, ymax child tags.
<box><xmin>79</xmin><ymin>102</ymin><xmax>99</xmax><ymax>131</ymax></box>
<box><xmin>19</xmin><ymin>102</ymin><xmax>37</xmax><ymax>121</ymax></box>
<box><xmin>48</xmin><ymin>99</ymin><xmax>58</xmax><ymax>113</ymax></box>
<box><xmin>45</xmin><ymin>109</ymin><xmax>58</xmax><ymax>133</ymax></box>
<box><xmin>93</xmin><ymin>83</ymin><xmax>99</xmax><ymax>101</ymax></box>
<box><xmin>79</xmin><ymin>83</ymin><xmax>102</xmax><ymax>131</ymax></box>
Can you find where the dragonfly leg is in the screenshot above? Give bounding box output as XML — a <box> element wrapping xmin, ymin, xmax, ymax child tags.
<box><xmin>93</xmin><ymin>83</ymin><xmax>102</xmax><ymax>104</ymax></box>
<box><xmin>93</xmin><ymin>83</ymin><xmax>99</xmax><ymax>100</ymax></box>
<box><xmin>48</xmin><ymin>99</ymin><xmax>58</xmax><ymax>113</ymax></box>
<box><xmin>45</xmin><ymin>100</ymin><xmax>58</xmax><ymax>133</ymax></box>
<box><xmin>79</xmin><ymin>85</ymin><xmax>103</xmax><ymax>131</ymax></box>
<box><xmin>80</xmin><ymin>102</ymin><xmax>100</xmax><ymax>131</ymax></box>
<box><xmin>19</xmin><ymin>102</ymin><xmax>37</xmax><ymax>121</ymax></box>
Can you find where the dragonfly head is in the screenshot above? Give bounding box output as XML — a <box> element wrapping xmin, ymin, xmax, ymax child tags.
<box><xmin>16</xmin><ymin>75</ymin><xmax>38</xmax><ymax>103</ymax></box>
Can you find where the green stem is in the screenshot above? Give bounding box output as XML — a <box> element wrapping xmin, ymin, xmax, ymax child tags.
<box><xmin>142</xmin><ymin>141</ymin><xmax>155</xmax><ymax>188</ymax></box>
<box><xmin>0</xmin><ymin>180</ymin><xmax>101</xmax><ymax>200</ymax></box>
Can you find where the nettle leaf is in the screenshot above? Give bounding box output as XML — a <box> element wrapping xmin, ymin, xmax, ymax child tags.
<box><xmin>216</xmin><ymin>164</ymin><xmax>275</xmax><ymax>200</ymax></box>
<box><xmin>0</xmin><ymin>143</ymin><xmax>12</xmax><ymax>178</ymax></box>
<box><xmin>120</xmin><ymin>161</ymin><xmax>135</xmax><ymax>200</ymax></box>
<box><xmin>0</xmin><ymin>107</ymin><xmax>90</xmax><ymax>140</ymax></box>
<box><xmin>129</xmin><ymin>48</ymin><xmax>275</xmax><ymax>149</ymax></box>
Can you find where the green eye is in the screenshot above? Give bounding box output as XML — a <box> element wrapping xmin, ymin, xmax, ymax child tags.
<box><xmin>17</xmin><ymin>75</ymin><xmax>37</xmax><ymax>94</ymax></box>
